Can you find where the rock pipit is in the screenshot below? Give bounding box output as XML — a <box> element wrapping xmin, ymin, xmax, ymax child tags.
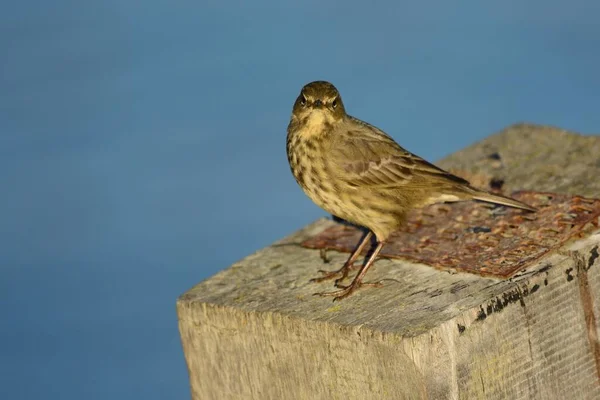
<box><xmin>286</xmin><ymin>81</ymin><xmax>536</xmax><ymax>301</ymax></box>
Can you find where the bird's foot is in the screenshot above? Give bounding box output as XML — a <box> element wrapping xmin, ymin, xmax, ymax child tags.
<box><xmin>314</xmin><ymin>280</ymin><xmax>384</xmax><ymax>301</ymax></box>
<box><xmin>309</xmin><ymin>262</ymin><xmax>359</xmax><ymax>283</ymax></box>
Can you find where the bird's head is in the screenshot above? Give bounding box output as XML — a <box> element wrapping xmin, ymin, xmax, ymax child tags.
<box><xmin>291</xmin><ymin>81</ymin><xmax>346</xmax><ymax>123</ymax></box>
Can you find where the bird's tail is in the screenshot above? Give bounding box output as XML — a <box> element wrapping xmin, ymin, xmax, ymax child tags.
<box><xmin>466</xmin><ymin>187</ymin><xmax>537</xmax><ymax>212</ymax></box>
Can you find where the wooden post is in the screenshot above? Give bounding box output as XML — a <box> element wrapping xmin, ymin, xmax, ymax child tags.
<box><xmin>177</xmin><ymin>124</ymin><xmax>600</xmax><ymax>399</ymax></box>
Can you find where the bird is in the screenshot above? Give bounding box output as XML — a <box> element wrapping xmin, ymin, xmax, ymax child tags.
<box><xmin>286</xmin><ymin>81</ymin><xmax>536</xmax><ymax>301</ymax></box>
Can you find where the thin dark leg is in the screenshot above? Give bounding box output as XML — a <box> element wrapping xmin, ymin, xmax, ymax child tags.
<box><xmin>310</xmin><ymin>231</ymin><xmax>373</xmax><ymax>283</ymax></box>
<box><xmin>315</xmin><ymin>240</ymin><xmax>385</xmax><ymax>301</ymax></box>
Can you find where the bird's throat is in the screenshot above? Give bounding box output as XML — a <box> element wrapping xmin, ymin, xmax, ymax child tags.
<box><xmin>298</xmin><ymin>110</ymin><xmax>335</xmax><ymax>139</ymax></box>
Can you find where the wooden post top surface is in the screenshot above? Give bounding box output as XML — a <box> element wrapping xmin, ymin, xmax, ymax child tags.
<box><xmin>177</xmin><ymin>123</ymin><xmax>600</xmax><ymax>399</ymax></box>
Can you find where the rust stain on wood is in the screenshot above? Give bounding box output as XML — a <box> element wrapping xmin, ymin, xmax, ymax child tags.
<box><xmin>573</xmin><ymin>251</ymin><xmax>600</xmax><ymax>382</ymax></box>
<box><xmin>301</xmin><ymin>192</ymin><xmax>600</xmax><ymax>278</ymax></box>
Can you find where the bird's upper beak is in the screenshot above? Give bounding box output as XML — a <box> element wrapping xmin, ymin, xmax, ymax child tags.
<box><xmin>313</xmin><ymin>99</ymin><xmax>323</xmax><ymax>108</ymax></box>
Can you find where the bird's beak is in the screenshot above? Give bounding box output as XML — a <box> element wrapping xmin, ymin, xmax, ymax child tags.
<box><xmin>313</xmin><ymin>99</ymin><xmax>323</xmax><ymax>108</ymax></box>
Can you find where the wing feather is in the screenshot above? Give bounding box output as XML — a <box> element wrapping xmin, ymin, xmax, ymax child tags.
<box><xmin>329</xmin><ymin>118</ymin><xmax>469</xmax><ymax>188</ymax></box>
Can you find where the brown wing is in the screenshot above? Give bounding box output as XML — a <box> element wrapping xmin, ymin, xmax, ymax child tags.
<box><xmin>329</xmin><ymin>118</ymin><xmax>469</xmax><ymax>188</ymax></box>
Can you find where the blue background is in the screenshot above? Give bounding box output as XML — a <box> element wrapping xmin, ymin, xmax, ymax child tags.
<box><xmin>1</xmin><ymin>1</ymin><xmax>599</xmax><ymax>398</ymax></box>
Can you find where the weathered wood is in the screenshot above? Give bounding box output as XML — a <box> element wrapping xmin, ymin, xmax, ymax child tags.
<box><xmin>177</xmin><ymin>123</ymin><xmax>600</xmax><ymax>400</ymax></box>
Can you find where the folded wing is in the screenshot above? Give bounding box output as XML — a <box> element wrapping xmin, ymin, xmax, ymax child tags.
<box><xmin>329</xmin><ymin>121</ymin><xmax>469</xmax><ymax>189</ymax></box>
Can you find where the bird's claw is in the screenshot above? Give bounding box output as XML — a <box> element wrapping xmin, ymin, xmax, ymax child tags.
<box><xmin>309</xmin><ymin>270</ymin><xmax>345</xmax><ymax>283</ymax></box>
<box><xmin>309</xmin><ymin>262</ymin><xmax>358</xmax><ymax>283</ymax></box>
<box><xmin>314</xmin><ymin>280</ymin><xmax>384</xmax><ymax>301</ymax></box>
<box><xmin>334</xmin><ymin>279</ymin><xmax>383</xmax><ymax>289</ymax></box>
<box><xmin>313</xmin><ymin>286</ymin><xmax>356</xmax><ymax>301</ymax></box>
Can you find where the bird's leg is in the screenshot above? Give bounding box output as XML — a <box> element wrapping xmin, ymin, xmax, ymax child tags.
<box><xmin>310</xmin><ymin>231</ymin><xmax>373</xmax><ymax>283</ymax></box>
<box><xmin>315</xmin><ymin>240</ymin><xmax>385</xmax><ymax>301</ymax></box>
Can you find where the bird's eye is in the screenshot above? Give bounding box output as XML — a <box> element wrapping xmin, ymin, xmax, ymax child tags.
<box><xmin>300</xmin><ymin>95</ymin><xmax>307</xmax><ymax>106</ymax></box>
<box><xmin>332</xmin><ymin>98</ymin><xmax>338</xmax><ymax>109</ymax></box>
